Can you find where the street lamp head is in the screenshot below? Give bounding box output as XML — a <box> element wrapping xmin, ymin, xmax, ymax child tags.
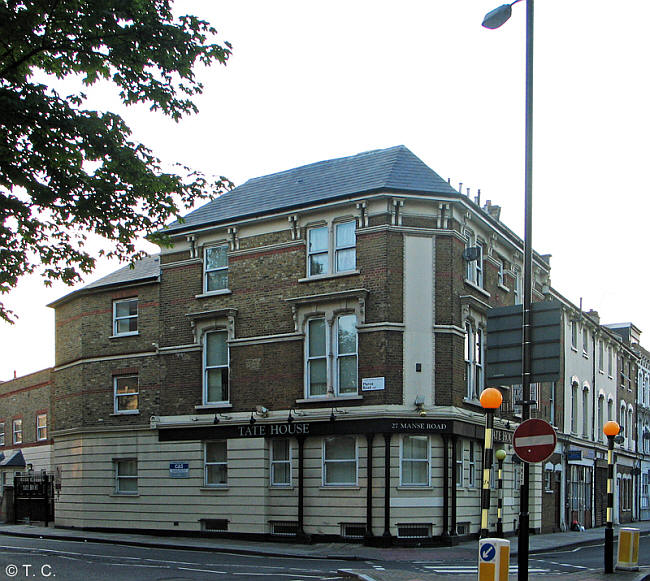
<box><xmin>480</xmin><ymin>387</ymin><xmax>503</xmax><ymax>409</ymax></box>
<box><xmin>603</xmin><ymin>420</ymin><xmax>620</xmax><ymax>437</ymax></box>
<box><xmin>495</xmin><ymin>448</ymin><xmax>507</xmax><ymax>461</ymax></box>
<box><xmin>482</xmin><ymin>0</ymin><xmax>523</xmax><ymax>29</ymax></box>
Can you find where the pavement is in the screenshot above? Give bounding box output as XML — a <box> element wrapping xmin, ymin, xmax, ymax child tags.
<box><xmin>0</xmin><ymin>521</ymin><xmax>649</xmax><ymax>581</ymax></box>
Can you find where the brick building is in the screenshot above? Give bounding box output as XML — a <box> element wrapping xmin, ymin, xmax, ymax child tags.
<box><xmin>43</xmin><ymin>145</ymin><xmax>558</xmax><ymax>543</ymax></box>
<box><xmin>5</xmin><ymin>145</ymin><xmax>647</xmax><ymax>541</ymax></box>
<box><xmin>0</xmin><ymin>369</ymin><xmax>53</xmax><ymax>496</ymax></box>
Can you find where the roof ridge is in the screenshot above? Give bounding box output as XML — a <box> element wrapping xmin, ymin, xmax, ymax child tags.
<box><xmin>242</xmin><ymin>145</ymin><xmax>408</xmax><ymax>186</ymax></box>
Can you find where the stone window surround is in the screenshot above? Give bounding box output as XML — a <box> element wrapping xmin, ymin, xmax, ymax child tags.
<box><xmin>286</xmin><ymin>289</ymin><xmax>367</xmax><ymax>403</ymax></box>
<box><xmin>305</xmin><ymin>216</ymin><xmax>358</xmax><ymax>279</ymax></box>
<box><xmin>187</xmin><ymin>309</ymin><xmax>237</xmax><ymax>410</ymax></box>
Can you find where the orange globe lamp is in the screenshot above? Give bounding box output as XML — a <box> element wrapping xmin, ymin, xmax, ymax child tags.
<box><xmin>603</xmin><ymin>421</ymin><xmax>620</xmax><ymax>437</ymax></box>
<box><xmin>480</xmin><ymin>387</ymin><xmax>503</xmax><ymax>409</ymax></box>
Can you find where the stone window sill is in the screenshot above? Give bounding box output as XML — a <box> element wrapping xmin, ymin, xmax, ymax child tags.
<box><xmin>195</xmin><ymin>289</ymin><xmax>232</xmax><ymax>299</ymax></box>
<box><xmin>298</xmin><ymin>270</ymin><xmax>360</xmax><ymax>283</ymax></box>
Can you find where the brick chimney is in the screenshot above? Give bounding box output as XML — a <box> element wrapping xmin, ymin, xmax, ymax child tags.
<box><xmin>483</xmin><ymin>200</ymin><xmax>501</xmax><ymax>221</ymax></box>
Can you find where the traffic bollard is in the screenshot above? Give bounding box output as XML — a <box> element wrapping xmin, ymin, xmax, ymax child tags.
<box><xmin>478</xmin><ymin>537</ymin><xmax>510</xmax><ymax>581</ymax></box>
<box><xmin>616</xmin><ymin>527</ymin><xmax>640</xmax><ymax>571</ymax></box>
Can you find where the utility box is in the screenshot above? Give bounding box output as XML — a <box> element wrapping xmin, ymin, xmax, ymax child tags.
<box><xmin>478</xmin><ymin>537</ymin><xmax>510</xmax><ymax>581</ymax></box>
<box><xmin>616</xmin><ymin>527</ymin><xmax>640</xmax><ymax>571</ymax></box>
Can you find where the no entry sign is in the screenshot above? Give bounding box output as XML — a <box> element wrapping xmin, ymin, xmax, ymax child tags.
<box><xmin>513</xmin><ymin>419</ymin><xmax>557</xmax><ymax>463</ymax></box>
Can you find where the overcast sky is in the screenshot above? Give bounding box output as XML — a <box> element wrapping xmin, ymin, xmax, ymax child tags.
<box><xmin>2</xmin><ymin>0</ymin><xmax>649</xmax><ymax>381</ymax></box>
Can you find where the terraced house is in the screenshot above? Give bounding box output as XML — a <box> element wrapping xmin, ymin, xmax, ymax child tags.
<box><xmin>2</xmin><ymin>145</ymin><xmax>647</xmax><ymax>543</ymax></box>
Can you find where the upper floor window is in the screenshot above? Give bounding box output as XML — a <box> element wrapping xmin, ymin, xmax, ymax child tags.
<box><xmin>570</xmin><ymin>320</ymin><xmax>578</xmax><ymax>349</ymax></box>
<box><xmin>597</xmin><ymin>395</ymin><xmax>604</xmax><ymax>442</ymax></box>
<box><xmin>322</xmin><ymin>436</ymin><xmax>357</xmax><ymax>486</ymax></box>
<box><xmin>114</xmin><ymin>458</ymin><xmax>138</xmax><ymax>494</ymax></box>
<box><xmin>464</xmin><ymin>230</ymin><xmax>483</xmax><ymax>288</ymax></box>
<box><xmin>497</xmin><ymin>259</ymin><xmax>505</xmax><ymax>287</ymax></box>
<box><xmin>270</xmin><ymin>439</ymin><xmax>291</xmax><ymax>487</ymax></box>
<box><xmin>599</xmin><ymin>341</ymin><xmax>604</xmax><ymax>371</ymax></box>
<box><xmin>400</xmin><ymin>435</ymin><xmax>430</xmax><ymax>487</ymax></box>
<box><xmin>12</xmin><ymin>419</ymin><xmax>22</xmax><ymax>445</ymax></box>
<box><xmin>113</xmin><ymin>298</ymin><xmax>138</xmax><ymax>336</ymax></box>
<box><xmin>204</xmin><ymin>441</ymin><xmax>227</xmax><ymax>487</ymax></box>
<box><xmin>36</xmin><ymin>414</ymin><xmax>48</xmax><ymax>441</ymax></box>
<box><xmin>582</xmin><ymin>327</ymin><xmax>589</xmax><ymax>355</ymax></box>
<box><xmin>306</xmin><ymin>314</ymin><xmax>357</xmax><ymax>398</ymax></box>
<box><xmin>582</xmin><ymin>386</ymin><xmax>589</xmax><ymax>438</ymax></box>
<box><xmin>608</xmin><ymin>347</ymin><xmax>613</xmax><ymax>376</ymax></box>
<box><xmin>307</xmin><ymin>221</ymin><xmax>356</xmax><ymax>277</ymax></box>
<box><xmin>0</xmin><ymin>422</ymin><xmax>4</xmax><ymax>446</ymax></box>
<box><xmin>465</xmin><ymin>322</ymin><xmax>484</xmax><ymax>400</ymax></box>
<box><xmin>114</xmin><ymin>375</ymin><xmax>139</xmax><ymax>414</ymax></box>
<box><xmin>204</xmin><ymin>244</ymin><xmax>228</xmax><ymax>292</ymax></box>
<box><xmin>204</xmin><ymin>330</ymin><xmax>229</xmax><ymax>404</ymax></box>
<box><xmin>571</xmin><ymin>381</ymin><xmax>579</xmax><ymax>434</ymax></box>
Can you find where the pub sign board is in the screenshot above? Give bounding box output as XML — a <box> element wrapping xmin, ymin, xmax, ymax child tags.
<box><xmin>159</xmin><ymin>418</ymin><xmax>453</xmax><ymax>442</ymax></box>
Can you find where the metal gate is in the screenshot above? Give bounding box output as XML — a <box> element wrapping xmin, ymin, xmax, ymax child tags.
<box><xmin>14</xmin><ymin>474</ymin><xmax>54</xmax><ymax>525</ymax></box>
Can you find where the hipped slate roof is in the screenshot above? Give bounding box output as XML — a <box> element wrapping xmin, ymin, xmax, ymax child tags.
<box><xmin>48</xmin><ymin>254</ymin><xmax>160</xmax><ymax>307</ymax></box>
<box><xmin>164</xmin><ymin>145</ymin><xmax>458</xmax><ymax>235</ymax></box>
<box><xmin>82</xmin><ymin>255</ymin><xmax>160</xmax><ymax>291</ymax></box>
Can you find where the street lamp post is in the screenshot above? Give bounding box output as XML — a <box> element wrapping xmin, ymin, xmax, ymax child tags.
<box><xmin>482</xmin><ymin>1</ymin><xmax>535</xmax><ymax>579</ymax></box>
<box><xmin>495</xmin><ymin>448</ymin><xmax>507</xmax><ymax>537</ymax></box>
<box><xmin>603</xmin><ymin>420</ymin><xmax>620</xmax><ymax>574</ymax></box>
<box><xmin>480</xmin><ymin>388</ymin><xmax>503</xmax><ymax>538</ymax></box>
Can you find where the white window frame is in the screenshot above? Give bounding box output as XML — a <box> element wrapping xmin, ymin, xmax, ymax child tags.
<box><xmin>463</xmin><ymin>230</ymin><xmax>484</xmax><ymax>288</ymax></box>
<box><xmin>204</xmin><ymin>243</ymin><xmax>229</xmax><ymax>293</ymax></box>
<box><xmin>204</xmin><ymin>441</ymin><xmax>228</xmax><ymax>487</ymax></box>
<box><xmin>583</xmin><ymin>327</ymin><xmax>589</xmax><ymax>356</ymax></box>
<box><xmin>582</xmin><ymin>386</ymin><xmax>589</xmax><ymax>438</ymax></box>
<box><xmin>497</xmin><ymin>259</ymin><xmax>504</xmax><ymax>286</ymax></box>
<box><xmin>203</xmin><ymin>330</ymin><xmax>230</xmax><ymax>405</ymax></box>
<box><xmin>599</xmin><ymin>340</ymin><xmax>604</xmax><ymax>372</ymax></box>
<box><xmin>598</xmin><ymin>395</ymin><xmax>605</xmax><ymax>443</ymax></box>
<box><xmin>571</xmin><ymin>381</ymin><xmax>579</xmax><ymax>434</ymax></box>
<box><xmin>570</xmin><ymin>320</ymin><xmax>578</xmax><ymax>349</ymax></box>
<box><xmin>608</xmin><ymin>346</ymin><xmax>613</xmax><ymax>377</ymax></box>
<box><xmin>334</xmin><ymin>221</ymin><xmax>356</xmax><ymax>273</ymax></box>
<box><xmin>0</xmin><ymin>422</ymin><xmax>4</xmax><ymax>446</ymax></box>
<box><xmin>465</xmin><ymin>322</ymin><xmax>484</xmax><ymax>400</ymax></box>
<box><xmin>114</xmin><ymin>375</ymin><xmax>139</xmax><ymax>414</ymax></box>
<box><xmin>270</xmin><ymin>439</ymin><xmax>292</xmax><ymax>487</ymax></box>
<box><xmin>400</xmin><ymin>435</ymin><xmax>430</xmax><ymax>487</ymax></box>
<box><xmin>113</xmin><ymin>298</ymin><xmax>138</xmax><ymax>337</ymax></box>
<box><xmin>12</xmin><ymin>419</ymin><xmax>22</xmax><ymax>445</ymax></box>
<box><xmin>307</xmin><ymin>220</ymin><xmax>357</xmax><ymax>278</ymax></box>
<box><xmin>322</xmin><ymin>436</ymin><xmax>358</xmax><ymax>487</ymax></box>
<box><xmin>114</xmin><ymin>458</ymin><xmax>138</xmax><ymax>495</ymax></box>
<box><xmin>468</xmin><ymin>441</ymin><xmax>478</xmax><ymax>488</ymax></box>
<box><xmin>306</xmin><ymin>314</ymin><xmax>358</xmax><ymax>398</ymax></box>
<box><xmin>456</xmin><ymin>440</ymin><xmax>464</xmax><ymax>487</ymax></box>
<box><xmin>36</xmin><ymin>414</ymin><xmax>48</xmax><ymax>441</ymax></box>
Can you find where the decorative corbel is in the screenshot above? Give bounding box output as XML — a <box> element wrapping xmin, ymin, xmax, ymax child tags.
<box><xmin>356</xmin><ymin>201</ymin><xmax>368</xmax><ymax>228</ymax></box>
<box><xmin>186</xmin><ymin>235</ymin><xmax>197</xmax><ymax>259</ymax></box>
<box><xmin>288</xmin><ymin>214</ymin><xmax>299</xmax><ymax>240</ymax></box>
<box><xmin>391</xmin><ymin>198</ymin><xmax>405</xmax><ymax>226</ymax></box>
<box><xmin>228</xmin><ymin>227</ymin><xmax>239</xmax><ymax>251</ymax></box>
